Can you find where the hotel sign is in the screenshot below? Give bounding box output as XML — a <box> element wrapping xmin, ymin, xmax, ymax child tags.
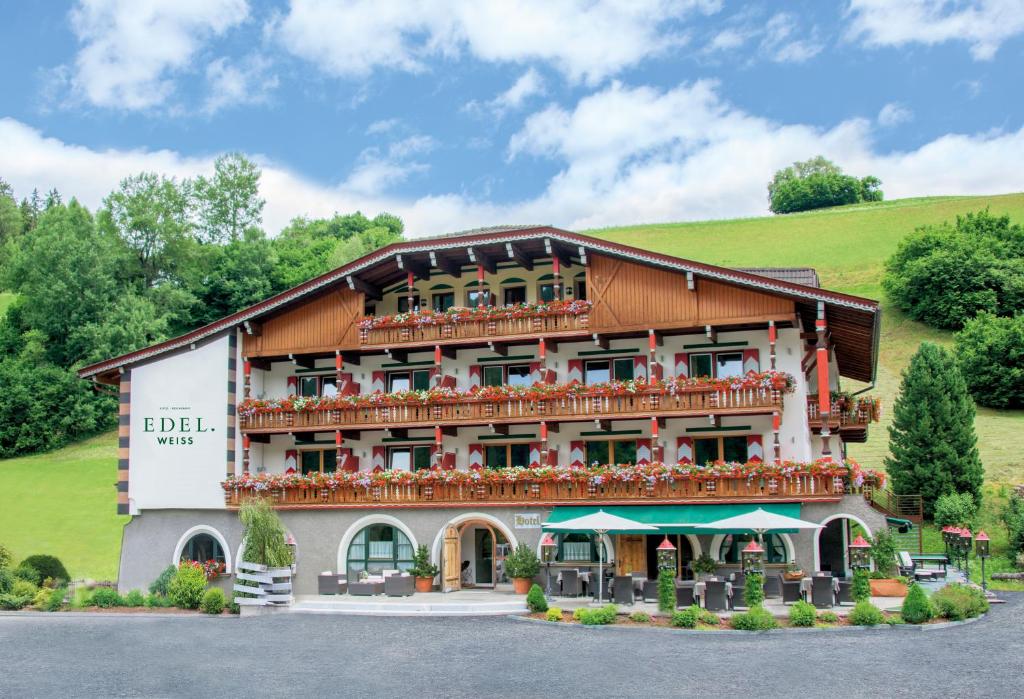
<box><xmin>514</xmin><ymin>513</ymin><xmax>542</xmax><ymax>529</ymax></box>
<box><xmin>142</xmin><ymin>408</ymin><xmax>215</xmax><ymax>446</ymax></box>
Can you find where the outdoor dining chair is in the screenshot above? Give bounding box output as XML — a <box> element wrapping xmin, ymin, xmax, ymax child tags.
<box><xmin>836</xmin><ymin>579</ymin><xmax>853</xmax><ymax>605</ymax></box>
<box><xmin>782</xmin><ymin>578</ymin><xmax>802</xmax><ymax>604</ymax></box>
<box><xmin>641</xmin><ymin>580</ymin><xmax>659</xmax><ymax>602</ymax></box>
<box><xmin>703</xmin><ymin>580</ymin><xmax>729</xmax><ymax>612</ymax></box>
<box><xmin>613</xmin><ymin>575</ymin><xmax>635</xmax><ymax>605</ymax></box>
<box><xmin>763</xmin><ymin>574</ymin><xmax>782</xmax><ymax>599</ymax></box>
<box><xmin>811</xmin><ymin>576</ymin><xmax>835</xmax><ymax>608</ymax></box>
<box><xmin>675</xmin><ymin>583</ymin><xmax>695</xmax><ymax>608</ymax></box>
<box><xmin>561</xmin><ymin>569</ymin><xmax>581</xmax><ymax>598</ymax></box>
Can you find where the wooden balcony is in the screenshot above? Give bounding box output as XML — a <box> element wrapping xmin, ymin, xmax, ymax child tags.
<box><xmin>358</xmin><ymin>307</ymin><xmax>590</xmax><ymax>348</ymax></box>
<box><xmin>806</xmin><ymin>395</ymin><xmax>880</xmax><ymax>444</ymax></box>
<box><xmin>240</xmin><ymin>385</ymin><xmax>783</xmax><ymax>434</ymax></box>
<box><xmin>224</xmin><ymin>472</ymin><xmax>850</xmax><ymax>509</ymax></box>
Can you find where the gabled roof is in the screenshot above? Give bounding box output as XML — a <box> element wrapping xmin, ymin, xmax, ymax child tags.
<box><xmin>78</xmin><ymin>226</ymin><xmax>880</xmax><ymax>382</ymax></box>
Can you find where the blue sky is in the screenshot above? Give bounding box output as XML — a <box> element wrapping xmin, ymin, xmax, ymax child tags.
<box><xmin>1</xmin><ymin>0</ymin><xmax>1022</xmax><ymax>236</ymax></box>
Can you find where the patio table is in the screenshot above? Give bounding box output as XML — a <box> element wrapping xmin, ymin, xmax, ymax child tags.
<box><xmin>693</xmin><ymin>580</ymin><xmax>733</xmax><ymax>605</ymax></box>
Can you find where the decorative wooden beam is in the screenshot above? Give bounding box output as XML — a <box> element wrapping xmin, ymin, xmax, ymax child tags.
<box><xmin>707</xmin><ymin>414</ymin><xmax>720</xmax><ymax>428</ymax></box>
<box><xmin>592</xmin><ymin>333</ymin><xmax>609</xmax><ymax>350</ymax></box>
<box><xmin>246</xmin><ymin>357</ymin><xmax>272</xmax><ymax>371</ymax></box>
<box><xmin>577</xmin><ymin>245</ymin><xmax>588</xmax><ymax>265</ymax></box>
<box><xmin>246</xmin><ymin>433</ymin><xmax>271</xmax><ymax>444</ymax></box>
<box><xmin>397</xmin><ymin>254</ymin><xmax>431</xmax><ymax>281</ymax></box>
<box><xmin>704</xmin><ymin>325</ymin><xmax>717</xmax><ymax>344</ymax></box>
<box><xmin>656</xmin><ymin>417</ymin><xmax>667</xmax><ymax>429</ymax></box>
<box><xmin>341</xmin><ymin>430</ymin><xmax>362</xmax><ymax>441</ymax></box>
<box><xmin>649</xmin><ymin>329</ymin><xmax>664</xmax><ymax>347</ymax></box>
<box><xmin>505</xmin><ymin>242</ymin><xmax>534</xmax><ymax>271</ymax></box>
<box><xmin>546</xmin><ymin>238</ymin><xmax>573</xmax><ymax>269</ymax></box>
<box><xmin>346</xmin><ymin>275</ymin><xmax>382</xmax><ymax>301</ymax></box>
<box><xmin>488</xmin><ymin>341</ymin><xmax>508</xmax><ymax>356</ymax></box>
<box><xmin>242</xmin><ymin>320</ymin><xmax>262</xmax><ymax>336</ymax></box>
<box><xmin>471</xmin><ymin>247</ymin><xmax>498</xmax><ymax>274</ymax></box>
<box><xmin>488</xmin><ymin>423</ymin><xmax>509</xmax><ymax>435</ymax></box>
<box><xmin>441</xmin><ymin>426</ymin><xmax>459</xmax><ymax>437</ymax></box>
<box><xmin>430</xmin><ymin>250</ymin><xmax>463</xmax><ymax>279</ymax></box>
<box><xmin>288</xmin><ymin>353</ymin><xmax>316</xmax><ymax>369</ymax></box>
<box><xmin>594</xmin><ymin>419</ymin><xmax>612</xmax><ymax>432</ymax></box>
<box><xmin>544</xmin><ymin>421</ymin><xmax>560</xmax><ymax>433</ymax></box>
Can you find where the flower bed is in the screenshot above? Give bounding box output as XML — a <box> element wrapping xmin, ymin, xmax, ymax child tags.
<box><xmin>359</xmin><ymin>299</ymin><xmax>592</xmax><ymax>331</ymax></box>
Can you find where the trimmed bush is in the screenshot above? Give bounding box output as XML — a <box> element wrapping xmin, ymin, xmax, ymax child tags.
<box><xmin>730</xmin><ymin>605</ymin><xmax>779</xmax><ymax>631</ymax></box>
<box><xmin>670</xmin><ymin>604</ymin><xmax>701</xmax><ymax>628</ymax></box>
<box><xmin>43</xmin><ymin>587</ymin><xmax>66</xmax><ymax>612</ymax></box>
<box><xmin>526</xmin><ymin>584</ymin><xmax>548</xmax><ymax>613</ymax></box>
<box><xmin>123</xmin><ymin>589</ymin><xmax>145</xmax><ymax>607</ymax></box>
<box><xmin>852</xmin><ymin>569</ymin><xmax>871</xmax><ymax>602</ymax></box>
<box><xmin>91</xmin><ymin>587</ymin><xmax>121</xmax><ymax>608</ymax></box>
<box><xmin>228</xmin><ymin>600</ymin><xmax>240</xmax><ymax>615</ymax></box>
<box><xmin>699</xmin><ymin>610</ymin><xmax>720</xmax><ymax>626</ymax></box>
<box><xmin>19</xmin><ymin>555</ymin><xmax>69</xmax><ymax>584</ymax></box>
<box><xmin>849</xmin><ymin>600</ymin><xmax>885</xmax><ymax>626</ymax></box>
<box><xmin>546</xmin><ymin>607</ymin><xmax>563</xmax><ymax>622</ymax></box>
<box><xmin>149</xmin><ymin>565</ymin><xmax>177</xmax><ymax>596</ymax></box>
<box><xmin>168</xmin><ymin>562</ymin><xmax>208</xmax><ymax>609</ymax></box>
<box><xmin>628</xmin><ymin>611</ymin><xmax>651</xmax><ymax>623</ymax></box>
<box><xmin>12</xmin><ymin>564</ymin><xmax>40</xmax><ymax>585</ymax></box>
<box><xmin>575</xmin><ymin>604</ymin><xmax>617</xmax><ymax>625</ymax></box>
<box><xmin>0</xmin><ymin>593</ymin><xmax>32</xmax><ymax>610</ymax></box>
<box><xmin>200</xmin><ymin>587</ymin><xmax>225</xmax><ymax>615</ymax></box>
<box><xmin>744</xmin><ymin>572</ymin><xmax>764</xmax><ymax>607</ymax></box>
<box><xmin>504</xmin><ymin>543</ymin><xmax>540</xmax><ymax>580</ymax></box>
<box><xmin>0</xmin><ymin>567</ymin><xmax>14</xmax><ymax>594</ymax></box>
<box><xmin>788</xmin><ymin>600</ymin><xmax>817</xmax><ymax>627</ymax></box>
<box><xmin>901</xmin><ymin>583</ymin><xmax>934</xmax><ymax>624</ymax></box>
<box><xmin>931</xmin><ymin>583</ymin><xmax>989</xmax><ymax>620</ymax></box>
<box><xmin>657</xmin><ymin>569</ymin><xmax>675</xmax><ymax>613</ymax></box>
<box><xmin>818</xmin><ymin>611</ymin><xmax>839</xmax><ymax>624</ymax></box>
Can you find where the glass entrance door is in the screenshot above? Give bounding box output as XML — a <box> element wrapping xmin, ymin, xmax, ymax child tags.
<box><xmin>475</xmin><ymin>529</ymin><xmax>494</xmax><ymax>585</ymax></box>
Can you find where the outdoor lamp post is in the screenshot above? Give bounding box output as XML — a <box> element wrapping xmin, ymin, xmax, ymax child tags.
<box><xmin>959</xmin><ymin>529</ymin><xmax>972</xmax><ymax>582</ymax></box>
<box><xmin>849</xmin><ymin>534</ymin><xmax>871</xmax><ymax>570</ymax></box>
<box><xmin>946</xmin><ymin>527</ymin><xmax>961</xmax><ymax>569</ymax></box>
<box><xmin>540</xmin><ymin>533</ymin><xmax>556</xmax><ymax>597</ymax></box>
<box><xmin>741</xmin><ymin>539</ymin><xmax>765</xmax><ymax>576</ymax></box>
<box><xmin>656</xmin><ymin>536</ymin><xmax>677</xmax><ymax>573</ymax></box>
<box><xmin>941</xmin><ymin>526</ymin><xmax>953</xmax><ymax>559</ymax></box>
<box><xmin>975</xmin><ymin>530</ymin><xmax>990</xmax><ymax>593</ymax></box>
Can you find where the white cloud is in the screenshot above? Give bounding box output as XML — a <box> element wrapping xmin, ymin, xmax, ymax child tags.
<box><xmin>846</xmin><ymin>0</ymin><xmax>1024</xmax><ymax>60</ymax></box>
<box><xmin>703</xmin><ymin>11</ymin><xmax>822</xmax><ymax>63</ymax></box>
<box><xmin>706</xmin><ymin>28</ymin><xmax>750</xmax><ymax>52</ymax></box>
<box><xmin>272</xmin><ymin>0</ymin><xmax>720</xmax><ymax>85</ymax></box>
<box><xmin>366</xmin><ymin>118</ymin><xmax>401</xmax><ymax>135</ymax></box>
<box><xmin>877</xmin><ymin>102</ymin><xmax>913</xmax><ymax>127</ymax></box>
<box><xmin>464</xmin><ymin>68</ymin><xmax>545</xmax><ymax>117</ymax></box>
<box><xmin>66</xmin><ymin>0</ymin><xmax>250</xmax><ymax>110</ymax></box>
<box><xmin>202</xmin><ymin>55</ymin><xmax>278</xmax><ymax>115</ymax></box>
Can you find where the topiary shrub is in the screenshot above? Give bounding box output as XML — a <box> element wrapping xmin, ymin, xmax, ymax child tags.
<box><xmin>788</xmin><ymin>600</ymin><xmax>816</xmax><ymax>627</ymax></box>
<box><xmin>849</xmin><ymin>600</ymin><xmax>885</xmax><ymax>626</ymax></box>
<box><xmin>818</xmin><ymin>611</ymin><xmax>839</xmax><ymax>624</ymax></box>
<box><xmin>931</xmin><ymin>583</ymin><xmax>989</xmax><ymax>620</ymax></box>
<box><xmin>91</xmin><ymin>587</ymin><xmax>121</xmax><ymax>608</ymax></box>
<box><xmin>19</xmin><ymin>555</ymin><xmax>69</xmax><ymax>584</ymax></box>
<box><xmin>657</xmin><ymin>569</ymin><xmax>675</xmax><ymax>613</ymax></box>
<box><xmin>901</xmin><ymin>582</ymin><xmax>934</xmax><ymax>624</ymax></box>
<box><xmin>200</xmin><ymin>587</ymin><xmax>225</xmax><ymax>615</ymax></box>
<box><xmin>730</xmin><ymin>605</ymin><xmax>779</xmax><ymax>631</ymax></box>
<box><xmin>526</xmin><ymin>584</ymin><xmax>548</xmax><ymax>613</ymax></box>
<box><xmin>629</xmin><ymin>611</ymin><xmax>651</xmax><ymax>623</ymax></box>
<box><xmin>168</xmin><ymin>562</ymin><xmax>208</xmax><ymax>609</ymax></box>
<box><xmin>504</xmin><ymin>543</ymin><xmax>540</xmax><ymax>581</ymax></box>
<box><xmin>744</xmin><ymin>572</ymin><xmax>764</xmax><ymax>607</ymax></box>
<box><xmin>670</xmin><ymin>605</ymin><xmax>701</xmax><ymax>628</ymax></box>
<box><xmin>149</xmin><ymin>565</ymin><xmax>177</xmax><ymax>596</ymax></box>
<box><xmin>852</xmin><ymin>568</ymin><xmax>871</xmax><ymax>602</ymax></box>
<box><xmin>123</xmin><ymin>589</ymin><xmax>145</xmax><ymax>607</ymax></box>
<box><xmin>545</xmin><ymin>607</ymin><xmax>563</xmax><ymax>622</ymax></box>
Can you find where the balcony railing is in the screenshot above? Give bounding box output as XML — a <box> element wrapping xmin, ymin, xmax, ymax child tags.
<box><xmin>806</xmin><ymin>395</ymin><xmax>880</xmax><ymax>430</ymax></box>
<box><xmin>240</xmin><ymin>385</ymin><xmax>784</xmax><ymax>432</ymax></box>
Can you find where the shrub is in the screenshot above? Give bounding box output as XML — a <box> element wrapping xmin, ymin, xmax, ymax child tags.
<box><xmin>91</xmin><ymin>587</ymin><xmax>121</xmax><ymax>608</ymax></box>
<box><xmin>11</xmin><ymin>579</ymin><xmax>38</xmax><ymax>599</ymax></box>
<box><xmin>788</xmin><ymin>600</ymin><xmax>817</xmax><ymax>627</ymax></box>
<box><xmin>409</xmin><ymin>544</ymin><xmax>438</xmax><ymax>580</ymax></box>
<box><xmin>955</xmin><ymin>313</ymin><xmax>1024</xmax><ymax>408</ymax></box>
<box><xmin>0</xmin><ymin>593</ymin><xmax>32</xmax><ymax>610</ymax></box>
<box><xmin>768</xmin><ymin>156</ymin><xmax>883</xmax><ymax>214</ymax></box>
<box><xmin>931</xmin><ymin>583</ymin><xmax>989</xmax><ymax>620</ymax></box>
<box><xmin>818</xmin><ymin>611</ymin><xmax>839</xmax><ymax>624</ymax></box>
<box><xmin>730</xmin><ymin>605</ymin><xmax>779</xmax><ymax>631</ymax></box>
<box><xmin>149</xmin><ymin>565</ymin><xmax>177</xmax><ymax>596</ymax></box>
<box><xmin>670</xmin><ymin>605</ymin><xmax>701</xmax><ymax>628</ymax></box>
<box><xmin>43</xmin><ymin>587</ymin><xmax>66</xmax><ymax>612</ymax></box>
<box><xmin>12</xmin><ymin>564</ymin><xmax>41</xmax><ymax>585</ymax></box>
<box><xmin>144</xmin><ymin>593</ymin><xmax>173</xmax><ymax>608</ymax></box>
<box><xmin>0</xmin><ymin>543</ymin><xmax>11</xmax><ymax>568</ymax></box>
<box><xmin>504</xmin><ymin>543</ymin><xmax>540</xmax><ymax>580</ymax></box>
<box><xmin>934</xmin><ymin>492</ymin><xmax>978</xmax><ymax>529</ymax></box>
<box><xmin>870</xmin><ymin>530</ymin><xmax>899</xmax><ymax>578</ymax></box>
<box><xmin>168</xmin><ymin>562</ymin><xmax>208</xmax><ymax>609</ymax></box>
<box><xmin>33</xmin><ymin>587</ymin><xmax>52</xmax><ymax>609</ymax></box>
<box><xmin>629</xmin><ymin>611</ymin><xmax>651</xmax><ymax>623</ymax></box>
<box><xmin>849</xmin><ymin>600</ymin><xmax>885</xmax><ymax>626</ymax></box>
<box><xmin>526</xmin><ymin>584</ymin><xmax>548</xmax><ymax>613</ymax></box>
<box><xmin>852</xmin><ymin>568</ymin><xmax>871</xmax><ymax>602</ymax></box>
<box><xmin>123</xmin><ymin>589</ymin><xmax>145</xmax><ymax>607</ymax></box>
<box><xmin>546</xmin><ymin>607</ymin><xmax>563</xmax><ymax>622</ymax></box>
<box><xmin>657</xmin><ymin>569</ymin><xmax>675</xmax><ymax>613</ymax></box>
<box><xmin>200</xmin><ymin>587</ymin><xmax>226</xmax><ymax>615</ymax></box>
<box><xmin>240</xmin><ymin>499</ymin><xmax>294</xmax><ymax>567</ymax></box>
<box><xmin>576</xmin><ymin>604</ymin><xmax>617</xmax><ymax>625</ymax></box>
<box><xmin>699</xmin><ymin>610</ymin><xmax>720</xmax><ymax>626</ymax></box>
<box><xmin>228</xmin><ymin>600</ymin><xmax>240</xmax><ymax>615</ymax></box>
<box><xmin>901</xmin><ymin>583</ymin><xmax>935</xmax><ymax>624</ymax></box>
<box><xmin>0</xmin><ymin>567</ymin><xmax>14</xmax><ymax>594</ymax></box>
<box><xmin>19</xmin><ymin>555</ymin><xmax>69</xmax><ymax>584</ymax></box>
<box><xmin>744</xmin><ymin>572</ymin><xmax>764</xmax><ymax>607</ymax></box>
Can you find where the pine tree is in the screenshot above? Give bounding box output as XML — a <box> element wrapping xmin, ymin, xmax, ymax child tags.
<box><xmin>885</xmin><ymin>342</ymin><xmax>983</xmax><ymax>517</ymax></box>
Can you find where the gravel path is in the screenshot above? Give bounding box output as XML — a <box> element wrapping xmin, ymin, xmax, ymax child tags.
<box><xmin>2</xmin><ymin>594</ymin><xmax>1021</xmax><ymax>698</ymax></box>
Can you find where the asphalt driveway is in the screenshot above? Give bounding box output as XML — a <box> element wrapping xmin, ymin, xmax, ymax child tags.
<box><xmin>2</xmin><ymin>594</ymin><xmax>1020</xmax><ymax>698</ymax></box>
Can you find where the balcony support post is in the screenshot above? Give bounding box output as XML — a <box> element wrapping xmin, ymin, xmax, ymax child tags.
<box><xmin>335</xmin><ymin>351</ymin><xmax>342</xmax><ymax>391</ymax></box>
<box><xmin>540</xmin><ymin>421</ymin><xmax>549</xmax><ymax>465</ymax></box>
<box><xmin>242</xmin><ymin>434</ymin><xmax>251</xmax><ymax>474</ymax></box>
<box><xmin>243</xmin><ymin>359</ymin><xmax>252</xmax><ymax>398</ymax></box>
<box><xmin>433</xmin><ymin>345</ymin><xmax>442</xmax><ymax>387</ymax></box>
<box><xmin>768</xmin><ymin>320</ymin><xmax>777</xmax><ymax>371</ymax></box>
<box><xmin>650</xmin><ymin>416</ymin><xmax>662</xmax><ymax>462</ymax></box>
<box><xmin>815</xmin><ymin>304</ymin><xmax>833</xmax><ymax>461</ymax></box>
<box><xmin>772</xmin><ymin>411</ymin><xmax>781</xmax><ymax>463</ymax></box>
<box><xmin>553</xmin><ymin>255</ymin><xmax>562</xmax><ymax>301</ymax></box>
<box><xmin>433</xmin><ymin>425</ymin><xmax>443</xmax><ymax>467</ymax></box>
<box><xmin>406</xmin><ymin>271</ymin><xmax>415</xmax><ymax>312</ymax></box>
<box><xmin>335</xmin><ymin>430</ymin><xmax>343</xmax><ymax>469</ymax></box>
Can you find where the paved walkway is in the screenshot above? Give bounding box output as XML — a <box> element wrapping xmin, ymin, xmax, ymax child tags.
<box><xmin>2</xmin><ymin>593</ymin><xmax>1020</xmax><ymax>698</ymax></box>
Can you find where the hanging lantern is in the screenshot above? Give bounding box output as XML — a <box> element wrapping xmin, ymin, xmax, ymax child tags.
<box><xmin>848</xmin><ymin>534</ymin><xmax>871</xmax><ymax>569</ymax></box>
<box><xmin>656</xmin><ymin>535</ymin><xmax>677</xmax><ymax>571</ymax></box>
<box><xmin>741</xmin><ymin>539</ymin><xmax>764</xmax><ymax>574</ymax></box>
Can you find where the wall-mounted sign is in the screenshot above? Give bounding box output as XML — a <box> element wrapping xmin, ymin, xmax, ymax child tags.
<box><xmin>142</xmin><ymin>410</ymin><xmax>215</xmax><ymax>446</ymax></box>
<box><xmin>514</xmin><ymin>513</ymin><xmax>542</xmax><ymax>529</ymax></box>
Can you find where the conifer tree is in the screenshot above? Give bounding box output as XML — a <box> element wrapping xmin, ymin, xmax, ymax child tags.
<box><xmin>885</xmin><ymin>342</ymin><xmax>983</xmax><ymax>516</ymax></box>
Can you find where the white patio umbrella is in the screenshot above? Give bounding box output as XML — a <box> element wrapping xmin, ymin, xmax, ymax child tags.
<box><xmin>704</xmin><ymin>507</ymin><xmax>823</xmax><ymax>546</ymax></box>
<box><xmin>543</xmin><ymin>510</ymin><xmax>657</xmax><ymax>603</ymax></box>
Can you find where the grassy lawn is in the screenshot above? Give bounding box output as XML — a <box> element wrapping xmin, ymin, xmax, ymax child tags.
<box><xmin>0</xmin><ymin>431</ymin><xmax>125</xmax><ymax>581</ymax></box>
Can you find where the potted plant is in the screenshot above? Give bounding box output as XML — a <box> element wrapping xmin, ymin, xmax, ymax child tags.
<box><xmin>783</xmin><ymin>560</ymin><xmax>804</xmax><ymax>581</ymax></box>
<box><xmin>504</xmin><ymin>543</ymin><xmax>541</xmax><ymax>594</ymax></box>
<box><xmin>692</xmin><ymin>553</ymin><xmax>717</xmax><ymax>581</ymax></box>
<box><xmin>409</xmin><ymin>544</ymin><xmax>438</xmax><ymax>593</ymax></box>
<box><xmin>867</xmin><ymin>531</ymin><xmax>907</xmax><ymax>597</ymax></box>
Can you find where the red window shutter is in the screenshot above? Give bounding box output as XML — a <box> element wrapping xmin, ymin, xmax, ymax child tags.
<box><xmin>439</xmin><ymin>374</ymin><xmax>457</xmax><ymax>390</ymax></box>
<box><xmin>528</xmin><ymin>362</ymin><xmax>542</xmax><ymax>385</ymax></box>
<box><xmin>676</xmin><ymin>437</ymin><xmax>693</xmax><ymax>464</ymax></box>
<box><xmin>650</xmin><ymin>361</ymin><xmax>663</xmax><ymax>380</ymax></box>
<box><xmin>747</xmin><ymin>435</ymin><xmax>764</xmax><ymax>463</ymax></box>
<box><xmin>371</xmin><ymin>446</ymin><xmax>386</xmax><ymax>472</ymax></box>
<box><xmin>441</xmin><ymin>452</ymin><xmax>455</xmax><ymax>470</ymax></box>
<box><xmin>469</xmin><ymin>444</ymin><xmax>483</xmax><ymax>470</ymax></box>
<box><xmin>546</xmin><ymin>447</ymin><xmax>558</xmax><ymax>466</ymax></box>
<box><xmin>567</xmin><ymin>359</ymin><xmax>583</xmax><ymax>384</ymax></box>
<box><xmin>284</xmin><ymin>449</ymin><xmax>297</xmax><ymax>473</ymax></box>
<box><xmin>339</xmin><ymin>448</ymin><xmax>359</xmax><ymax>473</ymax></box>
<box><xmin>636</xmin><ymin>438</ymin><xmax>652</xmax><ymax>465</ymax></box>
<box><xmin>528</xmin><ymin>442</ymin><xmax>541</xmax><ymax>467</ymax></box>
<box><xmin>337</xmin><ymin>372</ymin><xmax>356</xmax><ymax>396</ymax></box>
<box><xmin>674</xmin><ymin>353</ymin><xmax>689</xmax><ymax>378</ymax></box>
<box><xmin>371</xmin><ymin>371</ymin><xmax>386</xmax><ymax>393</ymax></box>
<box><xmin>633</xmin><ymin>355</ymin><xmax>648</xmax><ymax>381</ymax></box>
<box><xmin>287</xmin><ymin>376</ymin><xmax>298</xmax><ymax>394</ymax></box>
<box><xmin>469</xmin><ymin>364</ymin><xmax>482</xmax><ymax>389</ymax></box>
<box><xmin>570</xmin><ymin>440</ymin><xmax>585</xmax><ymax>468</ymax></box>
<box><xmin>742</xmin><ymin>349</ymin><xmax>761</xmax><ymax>374</ymax></box>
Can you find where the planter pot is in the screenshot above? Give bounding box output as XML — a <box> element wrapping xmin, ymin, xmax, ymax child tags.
<box><xmin>415</xmin><ymin>576</ymin><xmax>434</xmax><ymax>593</ymax></box>
<box><xmin>869</xmin><ymin>579</ymin><xmax>908</xmax><ymax>597</ymax></box>
<box><xmin>512</xmin><ymin>577</ymin><xmax>533</xmax><ymax>595</ymax></box>
<box><xmin>783</xmin><ymin>571</ymin><xmax>804</xmax><ymax>581</ymax></box>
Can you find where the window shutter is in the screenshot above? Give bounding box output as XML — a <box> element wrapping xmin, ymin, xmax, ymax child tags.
<box><xmin>747</xmin><ymin>435</ymin><xmax>764</xmax><ymax>463</ymax></box>
<box><xmin>649</xmin><ymin>361</ymin><xmax>663</xmax><ymax>380</ymax></box>
<box><xmin>636</xmin><ymin>439</ymin><xmax>652</xmax><ymax>465</ymax></box>
<box><xmin>528</xmin><ymin>442</ymin><xmax>541</xmax><ymax>468</ymax></box>
<box><xmin>545</xmin><ymin>446</ymin><xmax>558</xmax><ymax>466</ymax></box>
<box><xmin>469</xmin><ymin>364</ymin><xmax>482</xmax><ymax>389</ymax></box>
<box><xmin>284</xmin><ymin>449</ymin><xmax>297</xmax><ymax>473</ymax></box>
<box><xmin>441</xmin><ymin>452</ymin><xmax>455</xmax><ymax>470</ymax></box>
<box><xmin>287</xmin><ymin>376</ymin><xmax>298</xmax><ymax>394</ymax></box>
<box><xmin>469</xmin><ymin>444</ymin><xmax>483</xmax><ymax>470</ymax></box>
<box><xmin>633</xmin><ymin>355</ymin><xmax>648</xmax><ymax>381</ymax></box>
<box><xmin>371</xmin><ymin>371</ymin><xmax>386</xmax><ymax>393</ymax></box>
<box><xmin>371</xmin><ymin>446</ymin><xmax>386</xmax><ymax>472</ymax></box>
<box><xmin>528</xmin><ymin>362</ymin><xmax>542</xmax><ymax>385</ymax></box>
<box><xmin>676</xmin><ymin>437</ymin><xmax>693</xmax><ymax>464</ymax></box>
<box><xmin>438</xmin><ymin>374</ymin><xmax>457</xmax><ymax>390</ymax></box>
<box><xmin>567</xmin><ymin>359</ymin><xmax>583</xmax><ymax>384</ymax></box>
<box><xmin>338</xmin><ymin>372</ymin><xmax>356</xmax><ymax>396</ymax></box>
<box><xmin>570</xmin><ymin>440</ymin><xmax>585</xmax><ymax>468</ymax></box>
<box><xmin>674</xmin><ymin>353</ymin><xmax>689</xmax><ymax>378</ymax></box>
<box><xmin>742</xmin><ymin>349</ymin><xmax>761</xmax><ymax>374</ymax></box>
<box><xmin>339</xmin><ymin>448</ymin><xmax>358</xmax><ymax>473</ymax></box>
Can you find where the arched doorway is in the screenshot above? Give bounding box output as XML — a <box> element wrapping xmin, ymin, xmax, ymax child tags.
<box><xmin>434</xmin><ymin>514</ymin><xmax>516</xmax><ymax>592</ymax></box>
<box><xmin>644</xmin><ymin>535</ymin><xmax>699</xmax><ymax>579</ymax></box>
<box><xmin>814</xmin><ymin>514</ymin><xmax>872</xmax><ymax>576</ymax></box>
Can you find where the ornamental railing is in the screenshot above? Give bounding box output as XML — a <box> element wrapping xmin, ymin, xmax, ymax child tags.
<box><xmin>224</xmin><ymin>473</ymin><xmax>851</xmax><ymax>509</ymax></box>
<box><xmin>359</xmin><ymin>312</ymin><xmax>589</xmax><ymax>346</ymax></box>
<box><xmin>806</xmin><ymin>395</ymin><xmax>879</xmax><ymax>429</ymax></box>
<box><xmin>239</xmin><ymin>386</ymin><xmax>782</xmax><ymax>432</ymax></box>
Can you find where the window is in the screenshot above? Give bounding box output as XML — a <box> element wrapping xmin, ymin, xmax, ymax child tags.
<box><xmin>484</xmin><ymin>443</ymin><xmax>530</xmax><ymax>469</ymax></box>
<box><xmin>690</xmin><ymin>353</ymin><xmax>713</xmax><ymax>378</ymax></box>
<box><xmin>432</xmin><ymin>292</ymin><xmax>455</xmax><ymax>312</ymax></box>
<box><xmin>397</xmin><ymin>295</ymin><xmax>421</xmax><ymax>313</ymax></box>
<box><xmin>388</xmin><ymin>445</ymin><xmax>433</xmax><ymax>471</ymax></box>
<box><xmin>538</xmin><ymin>283</ymin><xmax>557</xmax><ymax>302</ymax></box>
<box><xmin>585</xmin><ymin>440</ymin><xmax>637</xmax><ymax>466</ymax></box>
<box><xmin>388</xmin><ymin>370</ymin><xmax>431</xmax><ymax>392</ymax></box>
<box><xmin>555</xmin><ymin>533</ymin><xmax>606</xmax><ymax>563</ymax></box>
<box><xmin>347</xmin><ymin>524</ymin><xmax>415</xmax><ymax>578</ymax></box>
<box><xmin>295</xmin><ymin>375</ymin><xmax>337</xmax><ymax>397</ymax></box>
<box><xmin>503</xmin><ymin>286</ymin><xmax>527</xmax><ymax>305</ymax></box>
<box><xmin>689</xmin><ymin>351</ymin><xmax>744</xmax><ymax>378</ymax></box>
<box><xmin>300</xmin><ymin>449</ymin><xmax>337</xmax><ymax>474</ymax></box>
<box><xmin>483</xmin><ymin>363</ymin><xmax>532</xmax><ymax>387</ymax></box>
<box><xmin>584</xmin><ymin>358</ymin><xmax>634</xmax><ymax>385</ymax></box>
<box><xmin>575</xmin><ymin>279</ymin><xmax>587</xmax><ymax>300</ymax></box>
<box><xmin>719</xmin><ymin>533</ymin><xmax>787</xmax><ymax>564</ymax></box>
<box><xmin>180</xmin><ymin>533</ymin><xmax>225</xmax><ymax>565</ymax></box>
<box><xmin>693</xmin><ymin>436</ymin><xmax>748</xmax><ymax>464</ymax></box>
<box><xmin>466</xmin><ymin>289</ymin><xmax>493</xmax><ymax>307</ymax></box>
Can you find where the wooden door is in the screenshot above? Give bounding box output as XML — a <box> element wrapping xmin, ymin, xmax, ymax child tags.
<box><xmin>443</xmin><ymin>525</ymin><xmax>461</xmax><ymax>592</ymax></box>
<box><xmin>616</xmin><ymin>535</ymin><xmax>646</xmax><ymax>576</ymax></box>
